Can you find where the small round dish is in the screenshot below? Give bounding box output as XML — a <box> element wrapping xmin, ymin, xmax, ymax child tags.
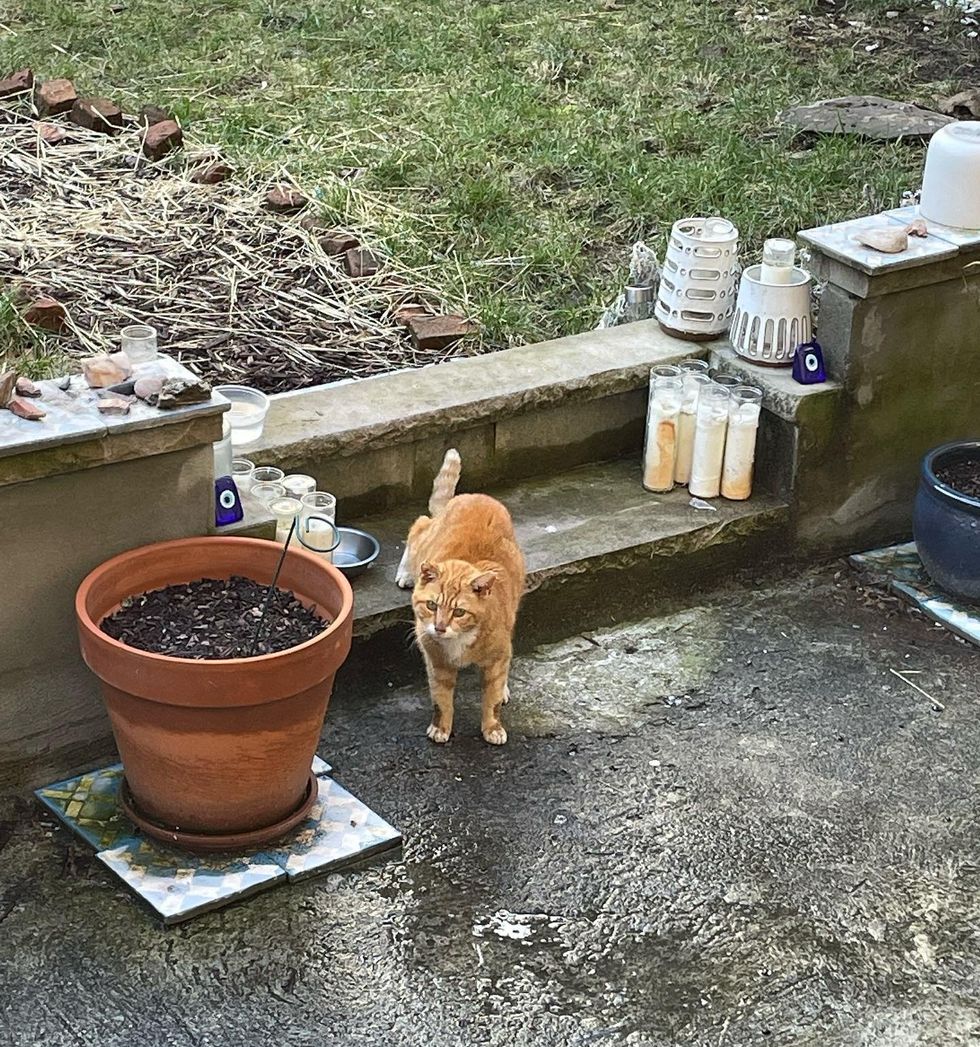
<box><xmin>332</xmin><ymin>527</ymin><xmax>381</xmax><ymax>578</ymax></box>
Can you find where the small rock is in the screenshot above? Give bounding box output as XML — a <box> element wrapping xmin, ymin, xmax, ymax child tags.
<box><xmin>939</xmin><ymin>89</ymin><xmax>980</xmax><ymax>120</ymax></box>
<box><xmin>0</xmin><ymin>68</ymin><xmax>33</xmax><ymax>99</ymax></box>
<box><xmin>139</xmin><ymin>104</ymin><xmax>172</xmax><ymax>126</ymax></box>
<box><xmin>133</xmin><ymin>376</ymin><xmax>164</xmax><ymax>403</ymax></box>
<box><xmin>0</xmin><ymin>370</ymin><xmax>16</xmax><ymax>407</ymax></box>
<box><xmin>23</xmin><ymin>296</ymin><xmax>66</xmax><ymax>332</ymax></box>
<box><xmin>8</xmin><ymin>396</ymin><xmax>46</xmax><ymax>421</ymax></box>
<box><xmin>82</xmin><ymin>352</ymin><xmax>133</xmax><ymax>388</ymax></box>
<box><xmin>906</xmin><ymin>218</ymin><xmax>928</xmax><ymax>238</ymax></box>
<box><xmin>299</xmin><ymin>215</ymin><xmax>325</xmax><ymax>231</ymax></box>
<box><xmin>854</xmin><ymin>228</ymin><xmax>909</xmax><ymax>254</ymax></box>
<box><xmin>70</xmin><ymin>97</ymin><xmax>124</xmax><ymax>135</ymax></box>
<box><xmin>34</xmin><ymin>78</ymin><xmax>77</xmax><ymax>116</ymax></box>
<box><xmin>15</xmin><ymin>376</ymin><xmax>41</xmax><ymax>398</ymax></box>
<box><xmin>106</xmin><ymin>379</ymin><xmax>137</xmax><ymax>396</ymax></box>
<box><xmin>57</xmin><ymin>374</ymin><xmax>72</xmax><ymax>391</ymax></box>
<box><xmin>778</xmin><ymin>96</ymin><xmax>952</xmax><ymax>141</ymax></box>
<box><xmin>406</xmin><ymin>313</ymin><xmax>478</xmax><ymax>351</ymax></box>
<box><xmin>265</xmin><ymin>186</ymin><xmax>307</xmax><ymax>212</ymax></box>
<box><xmin>156</xmin><ymin>376</ymin><xmax>211</xmax><ymax>409</ymax></box>
<box><xmin>190</xmin><ymin>161</ymin><xmax>232</xmax><ymax>185</ymax></box>
<box><xmin>344</xmin><ymin>246</ymin><xmax>382</xmax><ymax>278</ymax></box>
<box><xmin>142</xmin><ymin>119</ymin><xmax>183</xmax><ymax>160</ymax></box>
<box><xmin>319</xmin><ymin>231</ymin><xmax>360</xmax><ymax>256</ymax></box>
<box><xmin>36</xmin><ymin>121</ymin><xmax>68</xmax><ymax>145</ymax></box>
<box><xmin>97</xmin><ymin>396</ymin><xmax>132</xmax><ymax>416</ymax></box>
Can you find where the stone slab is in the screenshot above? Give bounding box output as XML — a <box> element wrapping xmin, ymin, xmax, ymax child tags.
<box><xmin>709</xmin><ymin>344</ymin><xmax>842</xmax><ymax>423</ymax></box>
<box><xmin>778</xmin><ymin>95</ymin><xmax>952</xmax><ymax>140</ymax></box>
<box><xmin>342</xmin><ymin>457</ymin><xmax>788</xmax><ymax>637</ymax></box>
<box><xmin>884</xmin><ymin>205</ymin><xmax>980</xmax><ymax>250</ymax></box>
<box><xmin>799</xmin><ymin>214</ymin><xmax>957</xmax><ymax>276</ymax></box>
<box><xmin>258</xmin><ymin>321</ymin><xmax>715</xmax><ymax>464</ymax></box>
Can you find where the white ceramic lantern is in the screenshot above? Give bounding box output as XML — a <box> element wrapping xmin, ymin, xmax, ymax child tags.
<box><xmin>655</xmin><ymin>217</ymin><xmax>739</xmax><ymax>341</ymax></box>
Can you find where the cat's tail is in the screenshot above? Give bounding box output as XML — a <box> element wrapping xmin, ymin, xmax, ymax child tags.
<box><xmin>428</xmin><ymin>448</ymin><xmax>461</xmax><ymax>515</ymax></box>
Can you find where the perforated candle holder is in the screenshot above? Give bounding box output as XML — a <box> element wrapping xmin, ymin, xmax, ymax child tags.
<box><xmin>655</xmin><ymin>217</ymin><xmax>739</xmax><ymax>341</ymax></box>
<box><xmin>730</xmin><ymin>264</ymin><xmax>812</xmax><ymax>367</ymax></box>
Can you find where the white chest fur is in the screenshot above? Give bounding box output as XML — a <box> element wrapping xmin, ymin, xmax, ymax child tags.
<box><xmin>427</xmin><ymin>628</ymin><xmax>477</xmax><ymax>668</ymax></box>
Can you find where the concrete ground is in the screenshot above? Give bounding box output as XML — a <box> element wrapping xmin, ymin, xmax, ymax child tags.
<box><xmin>1</xmin><ymin>563</ymin><xmax>979</xmax><ymax>1046</ymax></box>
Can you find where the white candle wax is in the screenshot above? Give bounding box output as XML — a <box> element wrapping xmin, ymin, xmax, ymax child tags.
<box><xmin>688</xmin><ymin>399</ymin><xmax>729</xmax><ymax>499</ymax></box>
<box><xmin>721</xmin><ymin>402</ymin><xmax>761</xmax><ymax>500</ymax></box>
<box><xmin>643</xmin><ymin>387</ymin><xmax>682</xmax><ymax>492</ymax></box>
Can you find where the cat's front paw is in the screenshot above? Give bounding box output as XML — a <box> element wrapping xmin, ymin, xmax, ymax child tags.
<box><xmin>426</xmin><ymin>723</ymin><xmax>450</xmax><ymax>744</ymax></box>
<box><xmin>482</xmin><ymin>723</ymin><xmax>508</xmax><ymax>746</ymax></box>
<box><xmin>395</xmin><ymin>570</ymin><xmax>415</xmax><ymax>589</ymax></box>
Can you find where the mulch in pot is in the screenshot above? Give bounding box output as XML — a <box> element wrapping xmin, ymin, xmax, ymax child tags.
<box><xmin>100</xmin><ymin>576</ymin><xmax>329</xmax><ymax>658</ymax></box>
<box><xmin>935</xmin><ymin>458</ymin><xmax>980</xmax><ymax>500</ymax></box>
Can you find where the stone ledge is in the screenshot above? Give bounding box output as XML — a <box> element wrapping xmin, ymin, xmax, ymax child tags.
<box><xmin>257</xmin><ymin>320</ymin><xmax>720</xmax><ymax>465</ymax></box>
<box><xmin>709</xmin><ymin>345</ymin><xmax>842</xmax><ymax>424</ymax></box>
<box><xmin>338</xmin><ymin>457</ymin><xmax>789</xmax><ymax>638</ymax></box>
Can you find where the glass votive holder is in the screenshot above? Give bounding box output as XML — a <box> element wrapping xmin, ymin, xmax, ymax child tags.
<box><xmin>651</xmin><ymin>363</ymin><xmax>682</xmax><ymax>379</ymax></box>
<box><xmin>232</xmin><ymin>458</ymin><xmax>255</xmax><ymax>488</ymax></box>
<box><xmin>270</xmin><ymin>496</ymin><xmax>304</xmax><ymax>544</ymax></box>
<box><xmin>281</xmin><ymin>473</ymin><xmax>317</xmax><ymax>499</ymax></box>
<box><xmin>675</xmin><ymin>372</ymin><xmax>713</xmax><ymax>485</ymax></box>
<box><xmin>298</xmin><ymin>491</ymin><xmax>338</xmax><ymax>561</ymax></box>
<box><xmin>120</xmin><ymin>324</ymin><xmax>158</xmax><ymax>363</ymax></box>
<box><xmin>678</xmin><ymin>358</ymin><xmax>710</xmax><ymax>374</ymax></box>
<box><xmin>721</xmin><ymin>386</ymin><xmax>763</xmax><ymax>501</ymax></box>
<box><xmin>250</xmin><ymin>481</ymin><xmax>286</xmax><ymax>505</ymax></box>
<box><xmin>250</xmin><ymin>466</ymin><xmax>284</xmax><ymax>489</ymax></box>
<box><xmin>710</xmin><ymin>372</ymin><xmax>741</xmax><ymax>391</ymax></box>
<box><xmin>689</xmin><ymin>384</ymin><xmax>731</xmax><ymax>499</ymax></box>
<box><xmin>642</xmin><ymin>372</ymin><xmax>683</xmax><ymax>493</ymax></box>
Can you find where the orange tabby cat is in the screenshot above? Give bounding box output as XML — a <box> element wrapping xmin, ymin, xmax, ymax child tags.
<box><xmin>396</xmin><ymin>449</ymin><xmax>525</xmax><ymax>745</ymax></box>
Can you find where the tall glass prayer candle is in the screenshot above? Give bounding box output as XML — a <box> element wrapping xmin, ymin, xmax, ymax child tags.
<box><xmin>674</xmin><ymin>372</ymin><xmax>713</xmax><ymax>485</ymax></box>
<box><xmin>688</xmin><ymin>384</ymin><xmax>731</xmax><ymax>499</ymax></box>
<box><xmin>642</xmin><ymin>369</ymin><xmax>683</xmax><ymax>493</ymax></box>
<box><xmin>721</xmin><ymin>386</ymin><xmax>763</xmax><ymax>500</ymax></box>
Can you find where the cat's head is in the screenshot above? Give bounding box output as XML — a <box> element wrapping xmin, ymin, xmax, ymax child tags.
<box><xmin>412</xmin><ymin>559</ymin><xmax>496</xmax><ymax>642</ymax></box>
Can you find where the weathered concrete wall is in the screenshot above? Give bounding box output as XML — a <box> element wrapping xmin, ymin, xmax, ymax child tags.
<box><xmin>796</xmin><ymin>263</ymin><xmax>980</xmax><ymax>552</ymax></box>
<box><xmin>0</xmin><ymin>445</ymin><xmax>214</xmax><ymax>789</ymax></box>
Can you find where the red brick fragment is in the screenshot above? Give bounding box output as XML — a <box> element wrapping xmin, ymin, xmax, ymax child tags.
<box><xmin>15</xmin><ymin>377</ymin><xmax>41</xmax><ymax>398</ymax></box>
<box><xmin>70</xmin><ymin>97</ymin><xmax>124</xmax><ymax>135</ymax></box>
<box><xmin>139</xmin><ymin>104</ymin><xmax>172</xmax><ymax>126</ymax></box>
<box><xmin>8</xmin><ymin>396</ymin><xmax>46</xmax><ymax>421</ymax></box>
<box><xmin>23</xmin><ymin>296</ymin><xmax>66</xmax><ymax>332</ymax></box>
<box><xmin>406</xmin><ymin>314</ymin><xmax>478</xmax><ymax>351</ymax></box>
<box><xmin>36</xmin><ymin>121</ymin><xmax>68</xmax><ymax>145</ymax></box>
<box><xmin>344</xmin><ymin>247</ymin><xmax>382</xmax><ymax>278</ymax></box>
<box><xmin>0</xmin><ymin>370</ymin><xmax>16</xmax><ymax>407</ymax></box>
<box><xmin>319</xmin><ymin>232</ymin><xmax>360</xmax><ymax>256</ymax></box>
<box><xmin>34</xmin><ymin>78</ymin><xmax>77</xmax><ymax>116</ymax></box>
<box><xmin>393</xmin><ymin>303</ymin><xmax>430</xmax><ymax>327</ymax></box>
<box><xmin>190</xmin><ymin>161</ymin><xmax>233</xmax><ymax>185</ymax></box>
<box><xmin>143</xmin><ymin>119</ymin><xmax>183</xmax><ymax>160</ymax></box>
<box><xmin>265</xmin><ymin>186</ymin><xmax>307</xmax><ymax>212</ymax></box>
<box><xmin>0</xmin><ymin>68</ymin><xmax>33</xmax><ymax>99</ymax></box>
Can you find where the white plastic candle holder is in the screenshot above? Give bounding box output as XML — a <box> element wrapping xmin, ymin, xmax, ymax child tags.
<box><xmin>655</xmin><ymin>217</ymin><xmax>739</xmax><ymax>341</ymax></box>
<box><xmin>920</xmin><ymin>121</ymin><xmax>980</xmax><ymax>231</ymax></box>
<box><xmin>730</xmin><ymin>264</ymin><xmax>812</xmax><ymax>367</ymax></box>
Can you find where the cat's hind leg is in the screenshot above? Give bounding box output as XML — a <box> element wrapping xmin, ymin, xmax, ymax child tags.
<box><xmin>395</xmin><ymin>515</ymin><xmax>431</xmax><ymax>589</ymax></box>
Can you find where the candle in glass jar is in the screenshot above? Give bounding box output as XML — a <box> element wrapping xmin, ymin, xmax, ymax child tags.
<box><xmin>688</xmin><ymin>384</ymin><xmax>730</xmax><ymax>499</ymax></box>
<box><xmin>281</xmin><ymin>473</ymin><xmax>317</xmax><ymax>499</ymax></box>
<box><xmin>674</xmin><ymin>372</ymin><xmax>712</xmax><ymax>485</ymax></box>
<box><xmin>721</xmin><ymin>386</ymin><xmax>762</xmax><ymax>500</ymax></box>
<box><xmin>270</xmin><ymin>496</ymin><xmax>303</xmax><ymax>544</ymax></box>
<box><xmin>642</xmin><ymin>367</ymin><xmax>683</xmax><ymax>492</ymax></box>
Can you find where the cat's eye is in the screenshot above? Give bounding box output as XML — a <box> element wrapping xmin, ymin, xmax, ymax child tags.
<box><xmin>426</xmin><ymin>600</ymin><xmax>438</xmax><ymax>611</ymax></box>
<box><xmin>452</xmin><ymin>608</ymin><xmax>466</xmax><ymax>618</ymax></box>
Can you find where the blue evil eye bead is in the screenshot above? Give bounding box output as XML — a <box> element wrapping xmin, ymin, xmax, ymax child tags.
<box><xmin>214</xmin><ymin>476</ymin><xmax>244</xmax><ymax>526</ymax></box>
<box><xmin>792</xmin><ymin>340</ymin><xmax>827</xmax><ymax>385</ymax></box>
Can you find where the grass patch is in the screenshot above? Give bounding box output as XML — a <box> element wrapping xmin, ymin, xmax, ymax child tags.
<box><xmin>1</xmin><ymin>1</ymin><xmax>976</xmax><ymax>355</ymax></box>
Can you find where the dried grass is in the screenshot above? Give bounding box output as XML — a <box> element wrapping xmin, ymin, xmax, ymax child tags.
<box><xmin>0</xmin><ymin>96</ymin><xmax>463</xmax><ymax>392</ymax></box>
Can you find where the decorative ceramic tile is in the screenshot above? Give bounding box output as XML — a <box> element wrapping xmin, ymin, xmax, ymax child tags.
<box><xmin>884</xmin><ymin>206</ymin><xmax>980</xmax><ymax>250</ymax></box>
<box><xmin>799</xmin><ymin>214</ymin><xmax>958</xmax><ymax>275</ymax></box>
<box><xmin>849</xmin><ymin>542</ymin><xmax>980</xmax><ymax>648</ymax></box>
<box><xmin>98</xmin><ymin>839</ymin><xmax>286</xmax><ymax>925</ymax></box>
<box><xmin>266</xmin><ymin>776</ymin><xmax>402</xmax><ymax>883</ymax></box>
<box><xmin>35</xmin><ymin>763</ymin><xmax>138</xmax><ymax>852</ymax></box>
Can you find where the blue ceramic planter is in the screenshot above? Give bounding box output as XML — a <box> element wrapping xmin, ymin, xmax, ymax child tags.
<box><xmin>913</xmin><ymin>440</ymin><xmax>980</xmax><ymax>603</ymax></box>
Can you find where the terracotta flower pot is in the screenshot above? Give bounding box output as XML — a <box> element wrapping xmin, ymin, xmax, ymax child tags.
<box><xmin>75</xmin><ymin>536</ymin><xmax>353</xmax><ymax>852</ymax></box>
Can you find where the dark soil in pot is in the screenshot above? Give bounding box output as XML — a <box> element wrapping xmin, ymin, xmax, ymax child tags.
<box><xmin>100</xmin><ymin>576</ymin><xmax>329</xmax><ymax>658</ymax></box>
<box><xmin>935</xmin><ymin>458</ymin><xmax>980</xmax><ymax>500</ymax></box>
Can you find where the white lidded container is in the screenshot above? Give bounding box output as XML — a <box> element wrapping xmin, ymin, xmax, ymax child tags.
<box><xmin>655</xmin><ymin>217</ymin><xmax>739</xmax><ymax>341</ymax></box>
<box><xmin>730</xmin><ymin>259</ymin><xmax>812</xmax><ymax>367</ymax></box>
<box><xmin>920</xmin><ymin>121</ymin><xmax>980</xmax><ymax>230</ymax></box>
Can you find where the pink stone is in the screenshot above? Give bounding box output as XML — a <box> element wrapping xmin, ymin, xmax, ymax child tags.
<box><xmin>82</xmin><ymin>351</ymin><xmax>133</xmax><ymax>388</ymax></box>
<box><xmin>8</xmin><ymin>396</ymin><xmax>46</xmax><ymax>420</ymax></box>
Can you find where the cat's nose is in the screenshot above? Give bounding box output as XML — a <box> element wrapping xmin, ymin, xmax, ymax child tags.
<box><xmin>434</xmin><ymin>621</ymin><xmax>448</xmax><ymax>634</ymax></box>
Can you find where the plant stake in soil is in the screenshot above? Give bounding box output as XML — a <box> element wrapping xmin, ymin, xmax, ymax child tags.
<box><xmin>247</xmin><ymin>517</ymin><xmax>298</xmax><ymax>657</ymax></box>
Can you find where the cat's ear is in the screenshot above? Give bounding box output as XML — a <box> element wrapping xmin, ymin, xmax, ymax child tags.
<box><xmin>419</xmin><ymin>562</ymin><xmax>439</xmax><ymax>584</ymax></box>
<box><xmin>471</xmin><ymin>571</ymin><xmax>496</xmax><ymax>596</ymax></box>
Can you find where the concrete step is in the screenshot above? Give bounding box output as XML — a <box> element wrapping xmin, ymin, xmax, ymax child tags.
<box><xmin>345</xmin><ymin>457</ymin><xmax>789</xmax><ymax>645</ymax></box>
